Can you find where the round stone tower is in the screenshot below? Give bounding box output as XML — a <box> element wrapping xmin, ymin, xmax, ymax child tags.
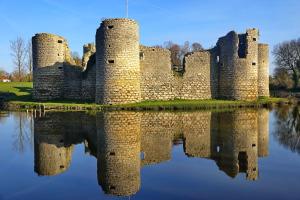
<box><xmin>258</xmin><ymin>44</ymin><xmax>269</xmax><ymax>97</ymax></box>
<box><xmin>95</xmin><ymin>18</ymin><xmax>141</xmax><ymax>104</ymax></box>
<box><xmin>32</xmin><ymin>33</ymin><xmax>66</xmax><ymax>100</ymax></box>
<box><xmin>218</xmin><ymin>29</ymin><xmax>259</xmax><ymax>100</ymax></box>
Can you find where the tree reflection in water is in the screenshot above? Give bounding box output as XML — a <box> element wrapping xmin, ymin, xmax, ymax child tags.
<box><xmin>274</xmin><ymin>105</ymin><xmax>300</xmax><ymax>154</ymax></box>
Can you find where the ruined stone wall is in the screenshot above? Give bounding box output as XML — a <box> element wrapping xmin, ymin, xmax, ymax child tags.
<box><xmin>181</xmin><ymin>51</ymin><xmax>212</xmax><ymax>99</ymax></box>
<box><xmin>209</xmin><ymin>48</ymin><xmax>220</xmax><ymax>99</ymax></box>
<box><xmin>82</xmin><ymin>54</ymin><xmax>96</xmax><ymax>101</ymax></box>
<box><xmin>82</xmin><ymin>43</ymin><xmax>96</xmax><ymax>69</ymax></box>
<box><xmin>32</xmin><ymin>33</ymin><xmax>66</xmax><ymax>100</ymax></box>
<box><xmin>97</xmin><ymin>111</ymin><xmax>141</xmax><ymax>196</ymax></box>
<box><xmin>258</xmin><ymin>44</ymin><xmax>270</xmax><ymax>97</ymax></box>
<box><xmin>63</xmin><ymin>65</ymin><xmax>82</xmax><ymax>100</ymax></box>
<box><xmin>140</xmin><ymin>46</ymin><xmax>175</xmax><ymax>101</ymax></box>
<box><xmin>96</xmin><ymin>19</ymin><xmax>141</xmax><ymax>104</ymax></box>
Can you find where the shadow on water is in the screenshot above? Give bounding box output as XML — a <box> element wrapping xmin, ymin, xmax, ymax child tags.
<box><xmin>29</xmin><ymin>109</ymin><xmax>271</xmax><ymax>197</ymax></box>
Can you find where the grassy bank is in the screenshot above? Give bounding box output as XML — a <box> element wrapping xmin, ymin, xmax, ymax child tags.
<box><xmin>0</xmin><ymin>82</ymin><xmax>289</xmax><ymax>111</ymax></box>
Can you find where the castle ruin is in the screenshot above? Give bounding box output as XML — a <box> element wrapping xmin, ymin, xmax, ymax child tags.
<box><xmin>32</xmin><ymin>18</ymin><xmax>269</xmax><ymax>104</ymax></box>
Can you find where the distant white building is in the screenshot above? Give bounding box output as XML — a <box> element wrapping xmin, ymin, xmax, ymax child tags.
<box><xmin>1</xmin><ymin>79</ymin><xmax>11</xmax><ymax>82</ymax></box>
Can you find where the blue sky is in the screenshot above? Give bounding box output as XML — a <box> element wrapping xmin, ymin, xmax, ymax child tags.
<box><xmin>0</xmin><ymin>0</ymin><xmax>299</xmax><ymax>73</ymax></box>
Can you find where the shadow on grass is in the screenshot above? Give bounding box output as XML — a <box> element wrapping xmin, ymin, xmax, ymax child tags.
<box><xmin>0</xmin><ymin>87</ymin><xmax>94</xmax><ymax>104</ymax></box>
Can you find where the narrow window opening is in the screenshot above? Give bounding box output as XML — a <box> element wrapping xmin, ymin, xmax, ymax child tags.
<box><xmin>108</xmin><ymin>45</ymin><xmax>111</xmax><ymax>47</ymax></box>
<box><xmin>140</xmin><ymin>52</ymin><xmax>144</xmax><ymax>60</ymax></box>
<box><xmin>109</xmin><ymin>152</ymin><xmax>115</xmax><ymax>156</ymax></box>
<box><xmin>58</xmin><ymin>40</ymin><xmax>63</xmax><ymax>43</ymax></box>
<box><xmin>140</xmin><ymin>152</ymin><xmax>145</xmax><ymax>160</ymax></box>
<box><xmin>107</xmin><ymin>25</ymin><xmax>114</xmax><ymax>29</ymax></box>
<box><xmin>252</xmin><ymin>143</ymin><xmax>256</xmax><ymax>147</ymax></box>
<box><xmin>253</xmin><ymin>167</ymin><xmax>257</xmax><ymax>171</ymax></box>
<box><xmin>217</xmin><ymin>146</ymin><xmax>220</xmax><ymax>153</ymax></box>
<box><xmin>152</xmin><ymin>48</ymin><xmax>155</xmax><ymax>51</ymax></box>
<box><xmin>60</xmin><ymin>165</ymin><xmax>65</xmax><ymax>169</ymax></box>
<box><xmin>253</xmin><ymin>38</ymin><xmax>257</xmax><ymax>42</ymax></box>
<box><xmin>252</xmin><ymin>62</ymin><xmax>256</xmax><ymax>66</ymax></box>
<box><xmin>109</xmin><ymin>186</ymin><xmax>116</xmax><ymax>190</ymax></box>
<box><xmin>216</xmin><ymin>56</ymin><xmax>220</xmax><ymax>63</ymax></box>
<box><xmin>58</xmin><ymin>66</ymin><xmax>63</xmax><ymax>69</ymax></box>
<box><xmin>108</xmin><ymin>60</ymin><xmax>114</xmax><ymax>64</ymax></box>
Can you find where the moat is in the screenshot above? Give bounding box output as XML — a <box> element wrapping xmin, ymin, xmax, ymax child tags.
<box><xmin>0</xmin><ymin>107</ymin><xmax>300</xmax><ymax>200</ymax></box>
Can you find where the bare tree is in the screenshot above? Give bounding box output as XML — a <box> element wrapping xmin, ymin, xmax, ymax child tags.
<box><xmin>71</xmin><ymin>51</ymin><xmax>82</xmax><ymax>66</ymax></box>
<box><xmin>26</xmin><ymin>40</ymin><xmax>33</xmax><ymax>81</ymax></box>
<box><xmin>191</xmin><ymin>42</ymin><xmax>203</xmax><ymax>52</ymax></box>
<box><xmin>164</xmin><ymin>41</ymin><xmax>181</xmax><ymax>66</ymax></box>
<box><xmin>179</xmin><ymin>41</ymin><xmax>190</xmax><ymax>61</ymax></box>
<box><xmin>0</xmin><ymin>68</ymin><xmax>9</xmax><ymax>80</ymax></box>
<box><xmin>273</xmin><ymin>38</ymin><xmax>300</xmax><ymax>89</ymax></box>
<box><xmin>10</xmin><ymin>37</ymin><xmax>27</xmax><ymax>81</ymax></box>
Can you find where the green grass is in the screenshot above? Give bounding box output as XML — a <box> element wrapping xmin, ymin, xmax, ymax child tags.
<box><xmin>0</xmin><ymin>82</ymin><xmax>32</xmax><ymax>101</ymax></box>
<box><xmin>0</xmin><ymin>82</ymin><xmax>288</xmax><ymax>111</ymax></box>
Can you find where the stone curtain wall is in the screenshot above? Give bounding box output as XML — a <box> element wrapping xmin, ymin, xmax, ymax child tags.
<box><xmin>82</xmin><ymin>54</ymin><xmax>96</xmax><ymax>101</ymax></box>
<box><xmin>258</xmin><ymin>44</ymin><xmax>270</xmax><ymax>97</ymax></box>
<box><xmin>82</xmin><ymin>43</ymin><xmax>96</xmax><ymax>69</ymax></box>
<box><xmin>181</xmin><ymin>51</ymin><xmax>212</xmax><ymax>99</ymax></box>
<box><xmin>140</xmin><ymin>46</ymin><xmax>174</xmax><ymax>101</ymax></box>
<box><xmin>63</xmin><ymin>65</ymin><xmax>82</xmax><ymax>100</ymax></box>
<box><xmin>140</xmin><ymin>48</ymin><xmax>215</xmax><ymax>101</ymax></box>
<box><xmin>96</xmin><ymin>19</ymin><xmax>141</xmax><ymax>104</ymax></box>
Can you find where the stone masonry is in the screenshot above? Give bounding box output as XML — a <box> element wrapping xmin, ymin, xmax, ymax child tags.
<box><xmin>32</xmin><ymin>18</ymin><xmax>269</xmax><ymax>104</ymax></box>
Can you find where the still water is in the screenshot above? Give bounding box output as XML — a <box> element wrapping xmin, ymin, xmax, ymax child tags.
<box><xmin>0</xmin><ymin>107</ymin><xmax>300</xmax><ymax>200</ymax></box>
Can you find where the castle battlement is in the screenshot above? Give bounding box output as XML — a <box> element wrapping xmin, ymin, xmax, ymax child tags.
<box><xmin>32</xmin><ymin>18</ymin><xmax>269</xmax><ymax>104</ymax></box>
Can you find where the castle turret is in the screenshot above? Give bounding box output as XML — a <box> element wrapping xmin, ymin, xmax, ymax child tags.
<box><xmin>95</xmin><ymin>18</ymin><xmax>141</xmax><ymax>104</ymax></box>
<box><xmin>32</xmin><ymin>33</ymin><xmax>69</xmax><ymax>100</ymax></box>
<box><xmin>258</xmin><ymin>44</ymin><xmax>270</xmax><ymax>97</ymax></box>
<box><xmin>218</xmin><ymin>29</ymin><xmax>259</xmax><ymax>100</ymax></box>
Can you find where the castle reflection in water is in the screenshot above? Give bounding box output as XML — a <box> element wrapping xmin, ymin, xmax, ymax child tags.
<box><xmin>34</xmin><ymin>109</ymin><xmax>269</xmax><ymax>196</ymax></box>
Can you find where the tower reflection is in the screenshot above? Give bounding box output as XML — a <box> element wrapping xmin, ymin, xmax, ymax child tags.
<box><xmin>33</xmin><ymin>108</ymin><xmax>269</xmax><ymax>195</ymax></box>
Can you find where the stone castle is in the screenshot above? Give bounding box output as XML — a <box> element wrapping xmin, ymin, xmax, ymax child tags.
<box><xmin>32</xmin><ymin>18</ymin><xmax>269</xmax><ymax>104</ymax></box>
<box><xmin>34</xmin><ymin>109</ymin><xmax>269</xmax><ymax>196</ymax></box>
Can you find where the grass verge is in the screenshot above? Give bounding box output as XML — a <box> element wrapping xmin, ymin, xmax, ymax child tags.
<box><xmin>0</xmin><ymin>82</ymin><xmax>289</xmax><ymax>111</ymax></box>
